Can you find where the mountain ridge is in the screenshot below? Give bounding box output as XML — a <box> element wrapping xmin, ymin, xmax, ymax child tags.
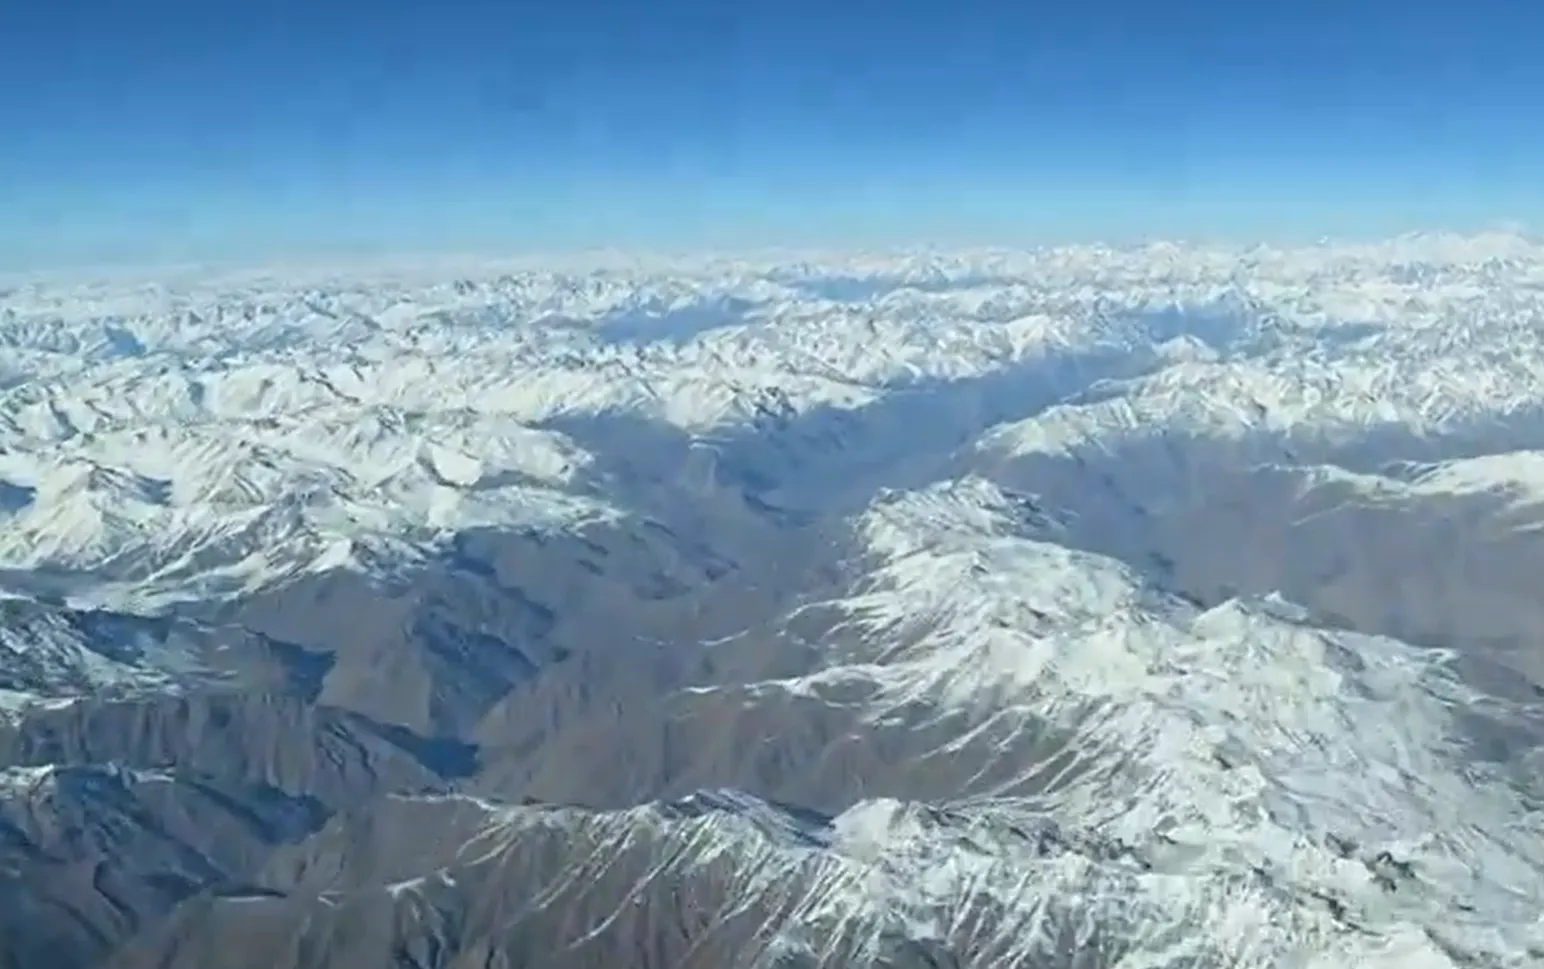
<box><xmin>3</xmin><ymin>234</ymin><xmax>1544</xmax><ymax>967</ymax></box>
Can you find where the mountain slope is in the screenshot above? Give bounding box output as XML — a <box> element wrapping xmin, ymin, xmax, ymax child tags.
<box><xmin>104</xmin><ymin>479</ymin><xmax>1544</xmax><ymax>968</ymax></box>
<box><xmin>4</xmin><ymin>233</ymin><xmax>1544</xmax><ymax>967</ymax></box>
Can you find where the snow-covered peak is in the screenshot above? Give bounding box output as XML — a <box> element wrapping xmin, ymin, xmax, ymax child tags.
<box><xmin>766</xmin><ymin>479</ymin><xmax>1544</xmax><ymax>965</ymax></box>
<box><xmin>0</xmin><ymin>599</ymin><xmax>201</xmax><ymax>714</ymax></box>
<box><xmin>8</xmin><ymin>235</ymin><xmax>1544</xmax><ymax>608</ymax></box>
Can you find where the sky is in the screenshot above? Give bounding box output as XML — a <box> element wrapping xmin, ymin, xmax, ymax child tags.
<box><xmin>1</xmin><ymin>0</ymin><xmax>1542</xmax><ymax>268</ymax></box>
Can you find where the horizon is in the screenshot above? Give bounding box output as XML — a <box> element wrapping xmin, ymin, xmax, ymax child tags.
<box><xmin>5</xmin><ymin>225</ymin><xmax>1543</xmax><ymax>288</ymax></box>
<box><xmin>4</xmin><ymin>0</ymin><xmax>1544</xmax><ymax>270</ymax></box>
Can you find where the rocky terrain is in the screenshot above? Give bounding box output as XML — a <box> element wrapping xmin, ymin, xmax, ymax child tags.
<box><xmin>2</xmin><ymin>232</ymin><xmax>1544</xmax><ymax>967</ymax></box>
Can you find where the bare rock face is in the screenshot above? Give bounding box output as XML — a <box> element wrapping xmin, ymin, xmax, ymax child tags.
<box><xmin>7</xmin><ymin>239</ymin><xmax>1544</xmax><ymax>968</ymax></box>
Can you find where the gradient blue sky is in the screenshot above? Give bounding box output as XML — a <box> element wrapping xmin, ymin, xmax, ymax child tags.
<box><xmin>2</xmin><ymin>0</ymin><xmax>1542</xmax><ymax>268</ymax></box>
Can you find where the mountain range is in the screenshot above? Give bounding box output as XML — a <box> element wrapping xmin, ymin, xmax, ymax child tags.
<box><xmin>2</xmin><ymin>231</ymin><xmax>1544</xmax><ymax>967</ymax></box>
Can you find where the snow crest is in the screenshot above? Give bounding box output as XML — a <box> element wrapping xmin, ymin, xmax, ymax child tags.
<box><xmin>7</xmin><ymin>234</ymin><xmax>1544</xmax><ymax>964</ymax></box>
<box><xmin>8</xmin><ymin>233</ymin><xmax>1544</xmax><ymax>608</ymax></box>
<box><xmin>776</xmin><ymin>476</ymin><xmax>1544</xmax><ymax>967</ymax></box>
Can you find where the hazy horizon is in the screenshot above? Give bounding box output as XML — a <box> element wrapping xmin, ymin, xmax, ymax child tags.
<box><xmin>4</xmin><ymin>0</ymin><xmax>1543</xmax><ymax>270</ymax></box>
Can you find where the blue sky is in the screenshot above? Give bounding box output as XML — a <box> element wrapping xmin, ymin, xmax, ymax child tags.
<box><xmin>2</xmin><ymin>0</ymin><xmax>1542</xmax><ymax>267</ymax></box>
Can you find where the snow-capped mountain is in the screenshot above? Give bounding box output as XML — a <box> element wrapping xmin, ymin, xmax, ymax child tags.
<box><xmin>7</xmin><ymin>233</ymin><xmax>1544</xmax><ymax>609</ymax></box>
<box><xmin>4</xmin><ymin>233</ymin><xmax>1544</xmax><ymax>968</ymax></box>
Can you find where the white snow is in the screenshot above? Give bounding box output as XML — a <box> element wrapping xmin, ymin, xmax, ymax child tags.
<box><xmin>8</xmin><ymin>233</ymin><xmax>1544</xmax><ymax>608</ymax></box>
<box><xmin>1401</xmin><ymin>451</ymin><xmax>1544</xmax><ymax>505</ymax></box>
<box><xmin>0</xmin><ymin>602</ymin><xmax>191</xmax><ymax>709</ymax></box>
<box><xmin>7</xmin><ymin>233</ymin><xmax>1544</xmax><ymax>964</ymax></box>
<box><xmin>411</xmin><ymin>464</ymin><xmax>1544</xmax><ymax>966</ymax></box>
<box><xmin>759</xmin><ymin>476</ymin><xmax>1544</xmax><ymax>967</ymax></box>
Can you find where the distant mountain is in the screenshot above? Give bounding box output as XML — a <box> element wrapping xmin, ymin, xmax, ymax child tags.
<box><xmin>3</xmin><ymin>234</ymin><xmax>1544</xmax><ymax>967</ymax></box>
